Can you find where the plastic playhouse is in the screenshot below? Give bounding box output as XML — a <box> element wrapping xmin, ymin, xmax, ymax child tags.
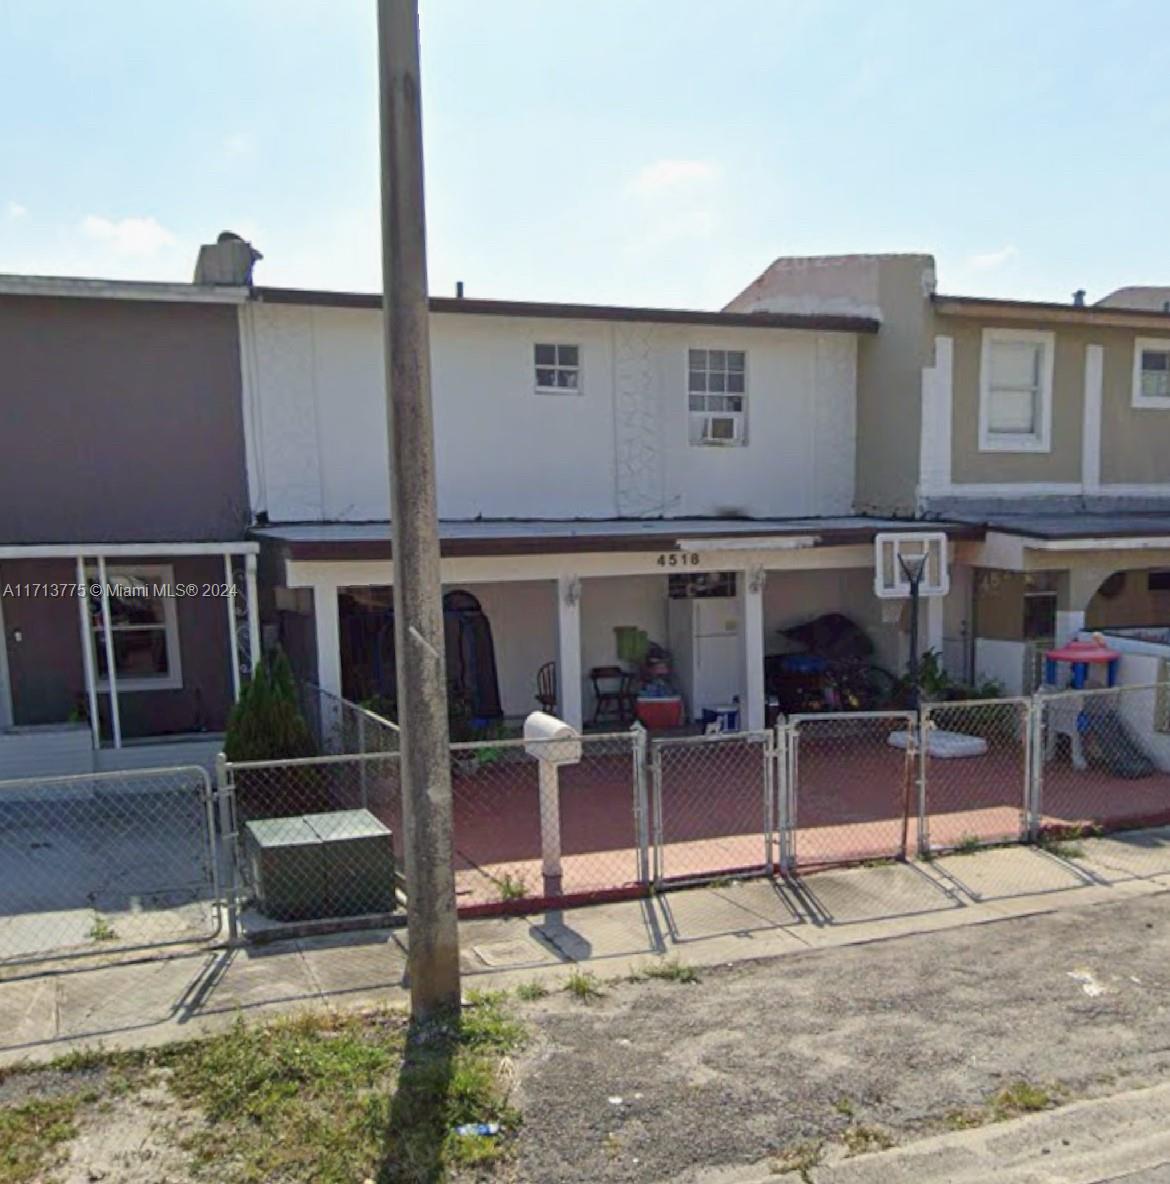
<box><xmin>1042</xmin><ymin>636</ymin><xmax>1154</xmax><ymax>778</ymax></box>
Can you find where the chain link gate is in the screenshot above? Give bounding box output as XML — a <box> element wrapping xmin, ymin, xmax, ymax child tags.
<box><xmin>783</xmin><ymin>711</ymin><xmax>918</xmax><ymax>869</ymax></box>
<box><xmin>0</xmin><ymin>764</ymin><xmax>221</xmax><ymax>969</ymax></box>
<box><xmin>651</xmin><ymin>730</ymin><xmax>777</xmax><ymax>887</ymax></box>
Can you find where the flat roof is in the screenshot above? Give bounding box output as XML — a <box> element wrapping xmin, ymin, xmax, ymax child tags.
<box><xmin>933</xmin><ymin>293</ymin><xmax>1170</xmax><ymax>331</ymax></box>
<box><xmin>253</xmin><ymin>516</ymin><xmax>982</xmax><ymax>561</ymax></box>
<box><xmin>252</xmin><ymin>287</ymin><xmax>880</xmax><ymax>334</ymax></box>
<box><xmin>976</xmin><ymin>513</ymin><xmax>1170</xmax><ymax>541</ymax></box>
<box><xmin>0</xmin><ymin>274</ymin><xmax>248</xmax><ymax>304</ymax></box>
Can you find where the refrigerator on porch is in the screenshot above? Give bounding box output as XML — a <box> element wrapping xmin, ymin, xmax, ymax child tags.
<box><xmin>667</xmin><ymin>594</ymin><xmax>742</xmax><ymax>723</ymax></box>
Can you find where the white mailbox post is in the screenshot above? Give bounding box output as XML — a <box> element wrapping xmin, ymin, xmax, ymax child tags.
<box><xmin>524</xmin><ymin>711</ymin><xmax>582</xmax><ymax>897</ymax></box>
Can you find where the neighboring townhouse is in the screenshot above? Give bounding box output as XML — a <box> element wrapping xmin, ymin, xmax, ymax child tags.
<box><xmin>0</xmin><ymin>270</ymin><xmax>259</xmax><ymax>777</ymax></box>
<box><xmin>729</xmin><ymin>255</ymin><xmax>1170</xmax><ymax>691</ymax></box>
<box><xmin>240</xmin><ymin>283</ymin><xmax>975</xmax><ymax>732</ymax></box>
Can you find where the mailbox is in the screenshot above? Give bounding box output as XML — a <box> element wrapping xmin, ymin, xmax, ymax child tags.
<box><xmin>524</xmin><ymin>711</ymin><xmax>581</xmax><ymax>765</ymax></box>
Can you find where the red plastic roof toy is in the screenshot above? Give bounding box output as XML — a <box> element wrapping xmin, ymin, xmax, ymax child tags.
<box><xmin>1045</xmin><ymin>637</ymin><xmax>1120</xmax><ymax>665</ymax></box>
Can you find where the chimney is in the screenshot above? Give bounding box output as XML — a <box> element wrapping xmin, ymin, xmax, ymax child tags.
<box><xmin>456</xmin><ymin>281</ymin><xmax>464</xmax><ymax>298</ymax></box>
<box><xmin>1072</xmin><ymin>289</ymin><xmax>1086</xmax><ymax>307</ymax></box>
<box><xmin>194</xmin><ymin>231</ymin><xmax>263</xmax><ymax>286</ymax></box>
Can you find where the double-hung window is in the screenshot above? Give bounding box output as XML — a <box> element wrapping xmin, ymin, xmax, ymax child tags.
<box><xmin>688</xmin><ymin>348</ymin><xmax>746</xmax><ymax>445</ymax></box>
<box><xmin>978</xmin><ymin>329</ymin><xmax>1054</xmax><ymax>452</ymax></box>
<box><xmin>87</xmin><ymin>564</ymin><xmax>182</xmax><ymax>691</ymax></box>
<box><xmin>1133</xmin><ymin>339</ymin><xmax>1170</xmax><ymax>408</ymax></box>
<box><xmin>534</xmin><ymin>343</ymin><xmax>580</xmax><ymax>394</ymax></box>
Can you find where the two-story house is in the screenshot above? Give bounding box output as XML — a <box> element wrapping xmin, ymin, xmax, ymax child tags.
<box><xmin>0</xmin><ymin>272</ymin><xmax>260</xmax><ymax>777</ymax></box>
<box><xmin>240</xmin><ymin>282</ymin><xmax>972</xmax><ymax>732</ymax></box>
<box><xmin>729</xmin><ymin>254</ymin><xmax>1170</xmax><ymax>692</ymax></box>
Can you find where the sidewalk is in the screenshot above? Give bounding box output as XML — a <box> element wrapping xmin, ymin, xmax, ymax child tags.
<box><xmin>3</xmin><ymin>826</ymin><xmax>1169</xmax><ymax>1067</ymax></box>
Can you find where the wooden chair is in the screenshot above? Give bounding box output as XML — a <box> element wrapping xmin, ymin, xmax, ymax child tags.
<box><xmin>590</xmin><ymin>666</ymin><xmax>637</xmax><ymax>726</ymax></box>
<box><xmin>535</xmin><ymin>661</ymin><xmax>557</xmax><ymax>715</ymax></box>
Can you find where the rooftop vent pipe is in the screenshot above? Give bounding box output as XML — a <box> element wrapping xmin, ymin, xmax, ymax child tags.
<box><xmin>1072</xmin><ymin>289</ymin><xmax>1086</xmax><ymax>307</ymax></box>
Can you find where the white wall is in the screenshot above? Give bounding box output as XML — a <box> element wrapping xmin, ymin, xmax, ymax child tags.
<box><xmin>245</xmin><ymin>303</ymin><xmax>859</xmax><ymax>523</ymax></box>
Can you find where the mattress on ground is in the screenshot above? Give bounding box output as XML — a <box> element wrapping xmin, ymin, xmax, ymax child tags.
<box><xmin>887</xmin><ymin>729</ymin><xmax>988</xmax><ymax>758</ymax></box>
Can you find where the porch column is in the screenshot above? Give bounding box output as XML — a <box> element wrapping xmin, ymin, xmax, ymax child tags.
<box><xmin>556</xmin><ymin>575</ymin><xmax>583</xmax><ymax>731</ymax></box>
<box><xmin>740</xmin><ymin>567</ymin><xmax>766</xmax><ymax>732</ymax></box>
<box><xmin>1055</xmin><ymin>610</ymin><xmax>1086</xmax><ymax>646</ymax></box>
<box><xmin>224</xmin><ymin>553</ymin><xmax>241</xmax><ymax>702</ymax></box>
<box><xmin>96</xmin><ymin>555</ymin><xmax>122</xmax><ymax>749</ymax></box>
<box><xmin>313</xmin><ymin>582</ymin><xmax>342</xmax><ymax>697</ymax></box>
<box><xmin>245</xmin><ymin>552</ymin><xmax>261</xmax><ymax>674</ymax></box>
<box><xmin>74</xmin><ymin>556</ymin><xmax>100</xmax><ymax>749</ymax></box>
<box><xmin>926</xmin><ymin>594</ymin><xmax>944</xmax><ymax>668</ymax></box>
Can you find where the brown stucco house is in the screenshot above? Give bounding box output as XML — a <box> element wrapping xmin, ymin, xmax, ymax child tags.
<box><xmin>728</xmin><ymin>256</ymin><xmax>1170</xmax><ymax>692</ymax></box>
<box><xmin>0</xmin><ymin>263</ymin><xmax>259</xmax><ymax>777</ymax></box>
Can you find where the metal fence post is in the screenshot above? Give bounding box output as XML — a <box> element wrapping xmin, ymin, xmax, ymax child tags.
<box><xmin>774</xmin><ymin>721</ymin><xmax>789</xmax><ymax>875</ymax></box>
<box><xmin>215</xmin><ymin>752</ymin><xmax>239</xmax><ymax>943</ymax></box>
<box><xmin>917</xmin><ymin>707</ymin><xmax>930</xmax><ymax>857</ymax></box>
<box><xmin>357</xmin><ymin>712</ymin><xmax>369</xmax><ymax>808</ymax></box>
<box><xmin>630</xmin><ymin>724</ymin><xmax>650</xmax><ymax>887</ymax></box>
<box><xmin>1028</xmin><ymin>694</ymin><xmax>1044</xmax><ymax>842</ymax></box>
<box><xmin>782</xmin><ymin>722</ymin><xmax>797</xmax><ymax>875</ymax></box>
<box><xmin>650</xmin><ymin>741</ymin><xmax>664</xmax><ymax>887</ymax></box>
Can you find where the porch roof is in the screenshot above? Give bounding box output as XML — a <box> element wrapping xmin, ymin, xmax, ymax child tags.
<box><xmin>975</xmin><ymin>512</ymin><xmax>1170</xmax><ymax>546</ymax></box>
<box><xmin>251</xmin><ymin>517</ymin><xmax>984</xmax><ymax>561</ymax></box>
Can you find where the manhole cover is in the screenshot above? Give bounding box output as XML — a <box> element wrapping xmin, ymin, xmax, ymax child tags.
<box><xmin>471</xmin><ymin>939</ymin><xmax>556</xmax><ymax>968</ymax></box>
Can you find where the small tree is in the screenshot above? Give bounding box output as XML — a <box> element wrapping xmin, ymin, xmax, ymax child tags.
<box><xmin>224</xmin><ymin>648</ymin><xmax>316</xmax><ymax>762</ymax></box>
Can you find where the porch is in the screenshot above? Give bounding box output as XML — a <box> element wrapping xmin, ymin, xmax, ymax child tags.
<box><xmin>0</xmin><ymin>542</ymin><xmax>260</xmax><ymax>778</ymax></box>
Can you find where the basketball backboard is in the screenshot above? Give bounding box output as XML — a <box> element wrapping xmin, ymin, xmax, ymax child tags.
<box><xmin>873</xmin><ymin>532</ymin><xmax>949</xmax><ymax>599</ymax></box>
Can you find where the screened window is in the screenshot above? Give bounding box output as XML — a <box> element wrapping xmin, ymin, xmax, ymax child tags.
<box><xmin>979</xmin><ymin>330</ymin><xmax>1053</xmax><ymax>452</ymax></box>
<box><xmin>1134</xmin><ymin>339</ymin><xmax>1170</xmax><ymax>407</ymax></box>
<box><xmin>534</xmin><ymin>343</ymin><xmax>580</xmax><ymax>394</ymax></box>
<box><xmin>87</xmin><ymin>565</ymin><xmax>182</xmax><ymax>691</ymax></box>
<box><xmin>688</xmin><ymin>348</ymin><xmax>746</xmax><ymax>445</ymax></box>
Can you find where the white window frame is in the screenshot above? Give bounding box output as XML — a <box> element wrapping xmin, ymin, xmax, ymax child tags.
<box><xmin>688</xmin><ymin>347</ymin><xmax>748</xmax><ymax>447</ymax></box>
<box><xmin>1132</xmin><ymin>337</ymin><xmax>1170</xmax><ymax>409</ymax></box>
<box><xmin>533</xmin><ymin>342</ymin><xmax>582</xmax><ymax>395</ymax></box>
<box><xmin>87</xmin><ymin>563</ymin><xmax>183</xmax><ymax>692</ymax></box>
<box><xmin>978</xmin><ymin>328</ymin><xmax>1054</xmax><ymax>453</ymax></box>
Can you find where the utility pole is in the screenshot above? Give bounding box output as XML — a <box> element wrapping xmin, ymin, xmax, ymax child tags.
<box><xmin>377</xmin><ymin>0</ymin><xmax>461</xmax><ymax>1017</ymax></box>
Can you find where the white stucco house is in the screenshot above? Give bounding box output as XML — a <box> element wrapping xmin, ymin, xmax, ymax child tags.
<box><xmin>240</xmin><ymin>282</ymin><xmax>975</xmax><ymax>731</ymax></box>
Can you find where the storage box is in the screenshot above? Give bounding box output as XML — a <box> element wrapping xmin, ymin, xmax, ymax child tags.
<box><xmin>305</xmin><ymin>809</ymin><xmax>397</xmax><ymax>917</ymax></box>
<box><xmin>636</xmin><ymin>695</ymin><xmax>685</xmax><ymax>730</ymax></box>
<box><xmin>243</xmin><ymin>816</ymin><xmax>328</xmax><ymax>922</ymax></box>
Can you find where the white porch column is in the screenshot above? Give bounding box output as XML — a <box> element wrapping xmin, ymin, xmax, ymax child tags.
<box><xmin>96</xmin><ymin>556</ymin><xmax>121</xmax><ymax>749</ymax></box>
<box><xmin>740</xmin><ymin>567</ymin><xmax>766</xmax><ymax>732</ymax></box>
<box><xmin>74</xmin><ymin>556</ymin><xmax>100</xmax><ymax>748</ymax></box>
<box><xmin>926</xmin><ymin>594</ymin><xmax>944</xmax><ymax>668</ymax></box>
<box><xmin>245</xmin><ymin>552</ymin><xmax>261</xmax><ymax>674</ymax></box>
<box><xmin>1056</xmin><ymin>610</ymin><xmax>1086</xmax><ymax>646</ymax></box>
<box><xmin>224</xmin><ymin>553</ymin><xmax>241</xmax><ymax>703</ymax></box>
<box><xmin>556</xmin><ymin>575</ymin><xmax>583</xmax><ymax>731</ymax></box>
<box><xmin>313</xmin><ymin>581</ymin><xmax>342</xmax><ymax>697</ymax></box>
<box><xmin>0</xmin><ymin>588</ymin><xmax>13</xmax><ymax>730</ymax></box>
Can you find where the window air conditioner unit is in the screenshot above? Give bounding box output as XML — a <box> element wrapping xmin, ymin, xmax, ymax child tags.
<box><xmin>700</xmin><ymin>414</ymin><xmax>740</xmax><ymax>444</ymax></box>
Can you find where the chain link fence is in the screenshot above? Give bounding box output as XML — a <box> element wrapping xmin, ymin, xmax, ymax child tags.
<box><xmin>651</xmin><ymin>731</ymin><xmax>775</xmax><ymax>886</ymax></box>
<box><xmin>784</xmin><ymin>712</ymin><xmax>918</xmax><ymax>868</ymax></box>
<box><xmin>299</xmin><ymin>682</ymin><xmax>400</xmax><ymax>756</ymax></box>
<box><xmin>1036</xmin><ymin>683</ymin><xmax>1170</xmax><ymax>839</ymax></box>
<box><xmin>451</xmin><ymin>730</ymin><xmax>644</xmax><ymax>909</ymax></box>
<box><xmin>220</xmin><ymin>752</ymin><xmax>402</xmax><ymax>936</ymax></box>
<box><xmin>920</xmin><ymin>698</ymin><xmax>1031</xmax><ymax>854</ymax></box>
<box><xmin>0</xmin><ymin>765</ymin><xmax>219</xmax><ymax>970</ymax></box>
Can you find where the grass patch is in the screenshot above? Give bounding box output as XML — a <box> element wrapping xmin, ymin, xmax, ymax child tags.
<box><xmin>88</xmin><ymin>913</ymin><xmax>117</xmax><ymax>942</ymax></box>
<box><xmin>564</xmin><ymin>969</ymin><xmax>605</xmax><ymax>1003</ymax></box>
<box><xmin>953</xmin><ymin>834</ymin><xmax>982</xmax><ymax>855</ymax></box>
<box><xmin>990</xmin><ymin>1080</ymin><xmax>1056</xmax><ymax>1119</ymax></box>
<box><xmin>1038</xmin><ymin>827</ymin><xmax>1089</xmax><ymax>860</ymax></box>
<box><xmin>639</xmin><ymin>958</ymin><xmax>699</xmax><ymax>985</ymax></box>
<box><xmin>0</xmin><ymin>1095</ymin><xmax>81</xmax><ymax>1184</ymax></box>
<box><xmin>770</xmin><ymin>1138</ymin><xmax>823</xmax><ymax>1181</ymax></box>
<box><xmin>832</xmin><ymin>1096</ymin><xmax>855</xmax><ymax>1117</ymax></box>
<box><xmin>943</xmin><ymin>1106</ymin><xmax>988</xmax><ymax>1131</ymax></box>
<box><xmin>495</xmin><ymin>873</ymin><xmax>528</xmax><ymax>903</ymax></box>
<box><xmin>842</xmin><ymin>1123</ymin><xmax>895</xmax><ymax>1156</ymax></box>
<box><xmin>514</xmin><ymin>980</ymin><xmax>549</xmax><ymax>1002</ymax></box>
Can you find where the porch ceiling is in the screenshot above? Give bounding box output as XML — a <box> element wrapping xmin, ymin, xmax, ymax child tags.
<box><xmin>252</xmin><ymin>517</ymin><xmax>984</xmax><ymax>562</ymax></box>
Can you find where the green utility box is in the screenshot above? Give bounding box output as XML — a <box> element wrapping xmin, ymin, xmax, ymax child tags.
<box><xmin>305</xmin><ymin>809</ymin><xmax>397</xmax><ymax>917</ymax></box>
<box><xmin>244</xmin><ymin>809</ymin><xmax>396</xmax><ymax>922</ymax></box>
<box><xmin>243</xmin><ymin>816</ymin><xmax>328</xmax><ymax>922</ymax></box>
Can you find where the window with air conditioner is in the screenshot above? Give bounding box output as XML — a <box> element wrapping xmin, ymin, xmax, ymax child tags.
<box><xmin>978</xmin><ymin>329</ymin><xmax>1054</xmax><ymax>453</ymax></box>
<box><xmin>688</xmin><ymin>348</ymin><xmax>746</xmax><ymax>446</ymax></box>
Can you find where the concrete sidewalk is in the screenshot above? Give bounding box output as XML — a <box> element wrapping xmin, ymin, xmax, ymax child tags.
<box><xmin>3</xmin><ymin>827</ymin><xmax>1170</xmax><ymax>1067</ymax></box>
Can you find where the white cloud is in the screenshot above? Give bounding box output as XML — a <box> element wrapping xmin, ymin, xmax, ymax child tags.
<box><xmin>628</xmin><ymin>158</ymin><xmax>721</xmax><ymax>196</ymax></box>
<box><xmin>80</xmin><ymin>215</ymin><xmax>177</xmax><ymax>256</ymax></box>
<box><xmin>968</xmin><ymin>245</ymin><xmax>1018</xmax><ymax>271</ymax></box>
<box><xmin>224</xmin><ymin>132</ymin><xmax>252</xmax><ymax>156</ymax></box>
<box><xmin>6</xmin><ymin>201</ymin><xmax>27</xmax><ymax>220</ymax></box>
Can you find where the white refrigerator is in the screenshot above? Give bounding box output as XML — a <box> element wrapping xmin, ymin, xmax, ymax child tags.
<box><xmin>667</xmin><ymin>596</ymin><xmax>742</xmax><ymax>722</ymax></box>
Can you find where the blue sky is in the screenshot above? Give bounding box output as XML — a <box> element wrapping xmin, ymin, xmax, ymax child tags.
<box><xmin>1</xmin><ymin>0</ymin><xmax>1167</xmax><ymax>308</ymax></box>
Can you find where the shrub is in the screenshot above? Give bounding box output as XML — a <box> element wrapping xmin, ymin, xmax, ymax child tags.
<box><xmin>224</xmin><ymin>649</ymin><xmax>316</xmax><ymax>763</ymax></box>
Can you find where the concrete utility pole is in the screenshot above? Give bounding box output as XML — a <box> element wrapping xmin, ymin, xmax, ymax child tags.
<box><xmin>377</xmin><ymin>0</ymin><xmax>461</xmax><ymax>1017</ymax></box>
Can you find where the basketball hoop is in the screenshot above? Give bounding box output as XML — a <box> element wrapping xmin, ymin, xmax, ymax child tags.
<box><xmin>873</xmin><ymin>532</ymin><xmax>949</xmax><ymax>600</ymax></box>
